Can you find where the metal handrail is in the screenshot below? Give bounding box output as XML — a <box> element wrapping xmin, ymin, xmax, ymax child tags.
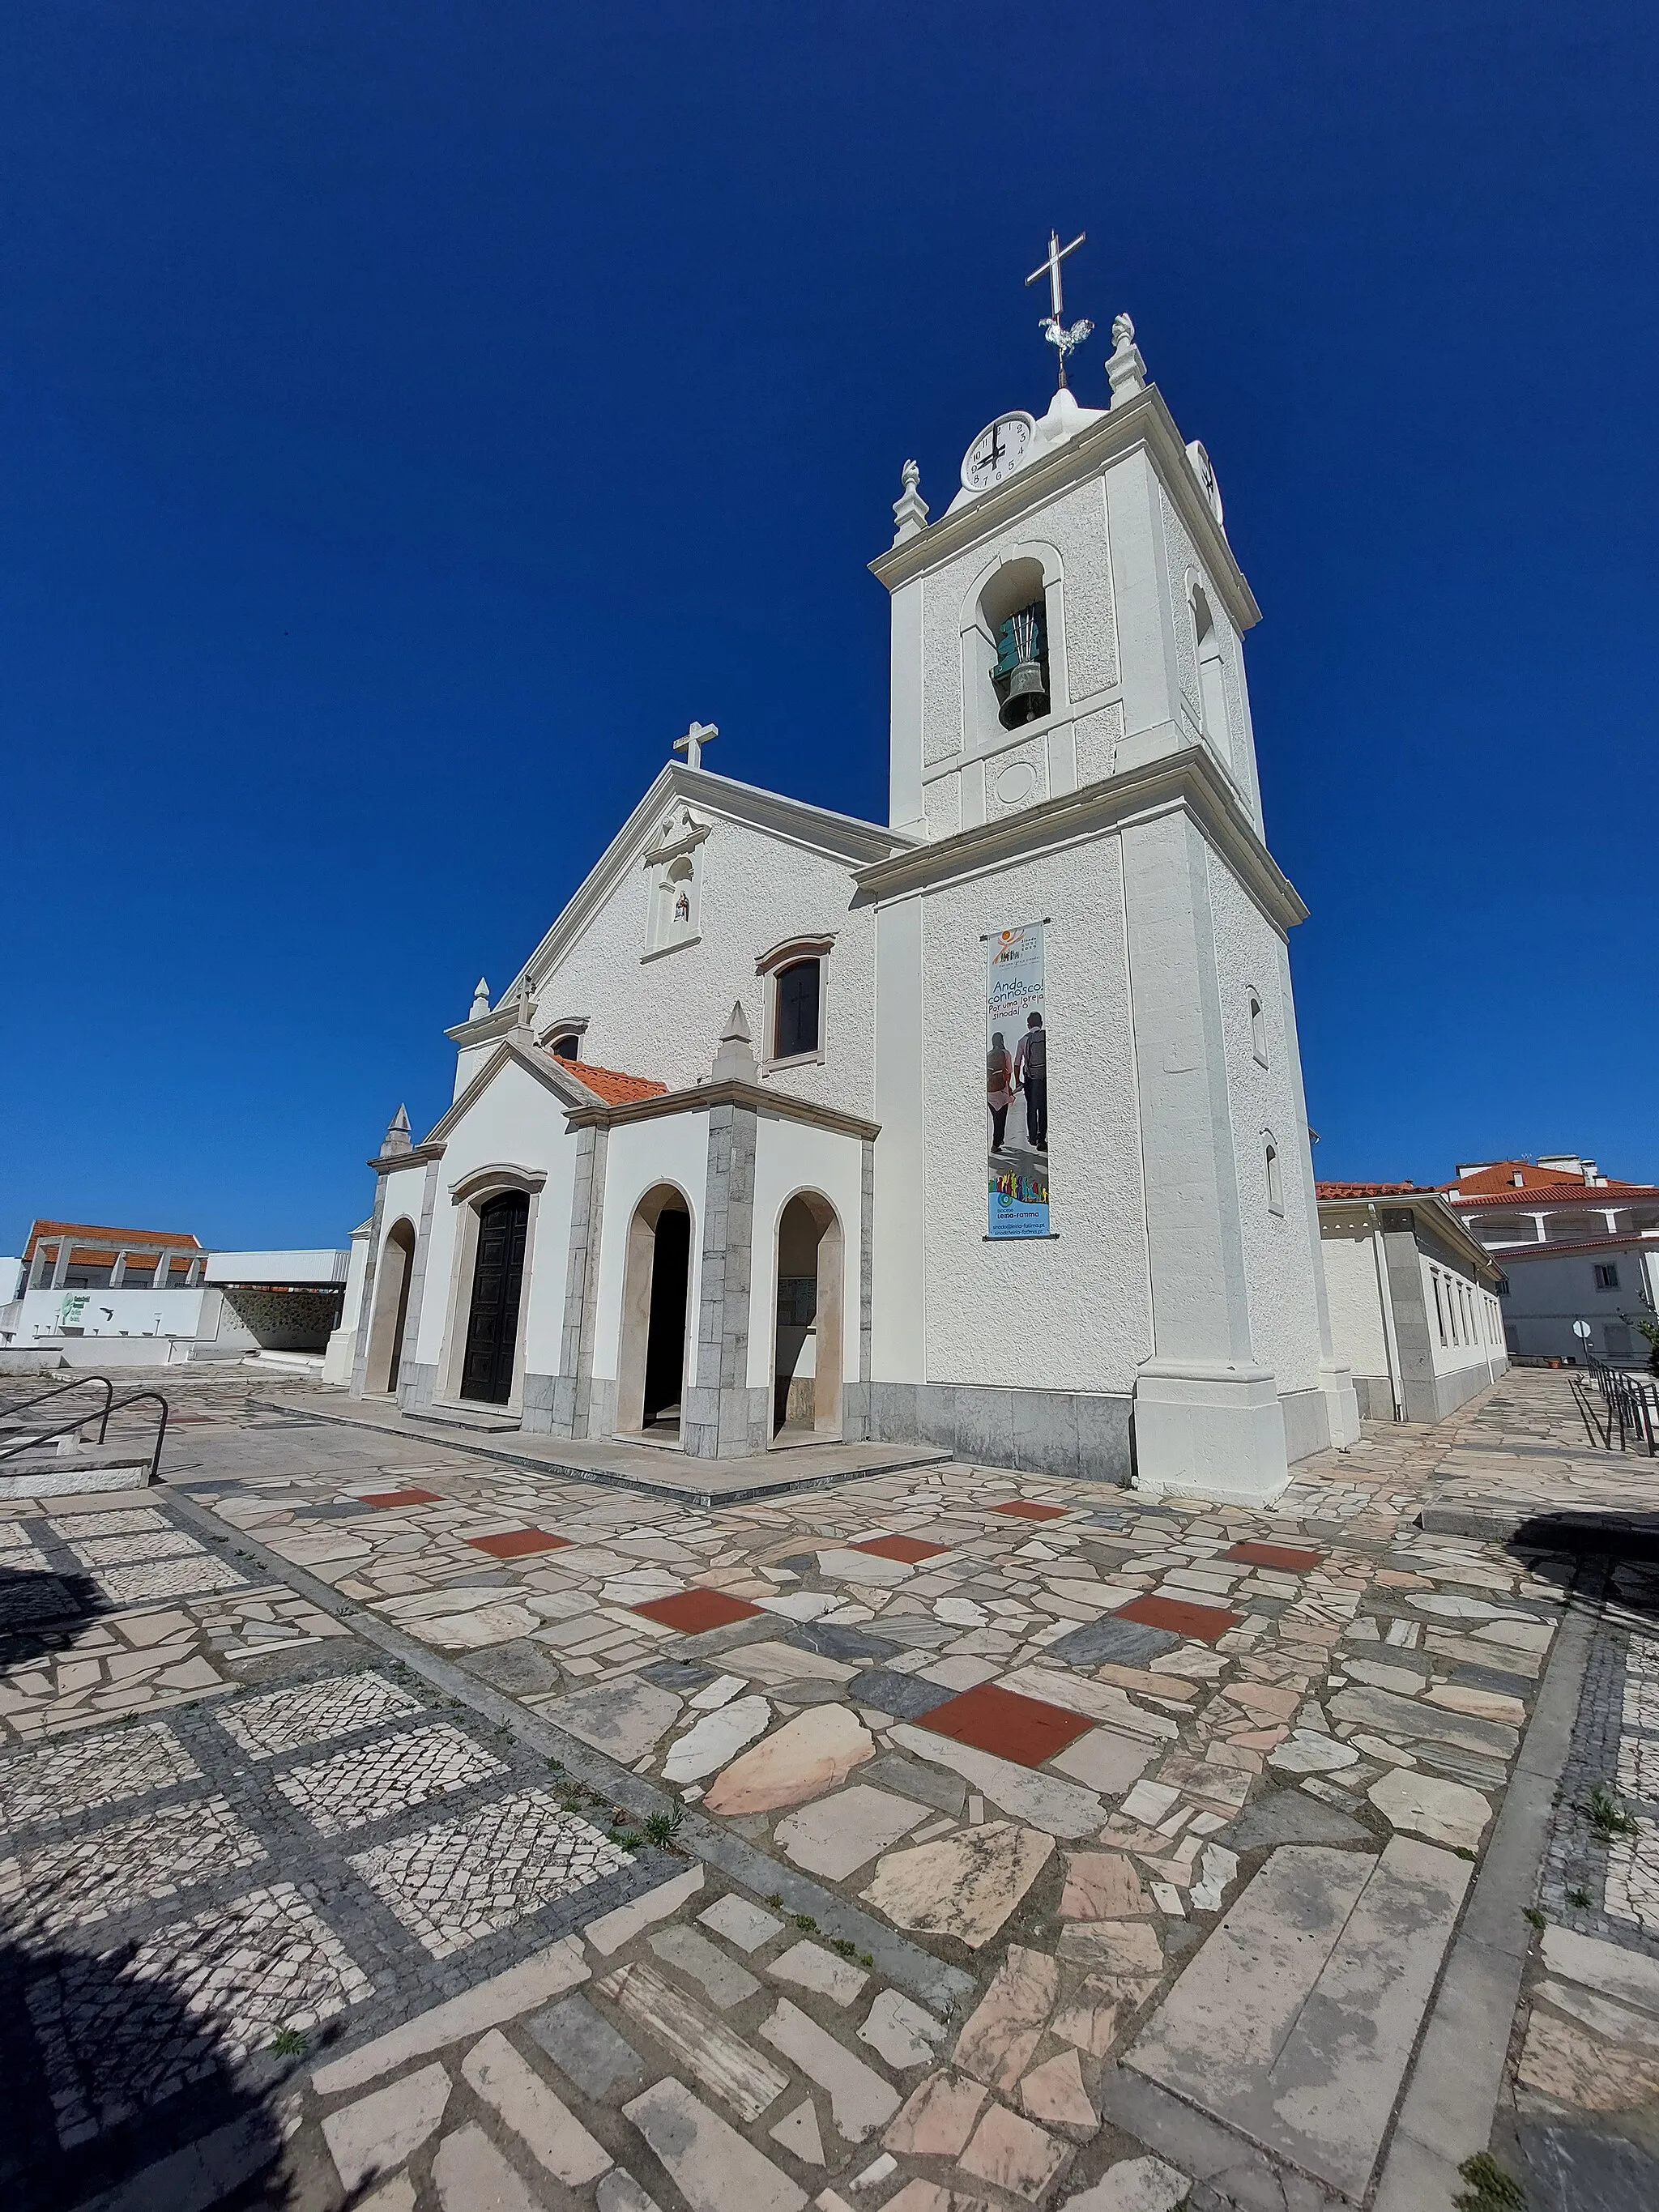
<box><xmin>0</xmin><ymin>1371</ymin><xmax>113</xmax><ymax>1438</ymax></box>
<box><xmin>1581</xmin><ymin>1357</ymin><xmax>1659</xmax><ymax>1455</ymax></box>
<box><xmin>0</xmin><ymin>1386</ymin><xmax>168</xmax><ymax>1482</ymax></box>
<box><xmin>105</xmin><ymin>1391</ymin><xmax>171</xmax><ymax>1484</ymax></box>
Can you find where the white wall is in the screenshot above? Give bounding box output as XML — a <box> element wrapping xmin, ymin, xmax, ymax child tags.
<box><xmin>747</xmin><ymin>1119</ymin><xmax>865</xmax><ymax>1392</ymax></box>
<box><xmin>1208</xmin><ymin>861</ymin><xmax>1324</xmax><ymax>1396</ymax></box>
<box><xmin>7</xmin><ymin>1285</ymin><xmax>209</xmax><ymax>1344</ymax></box>
<box><xmin>915</xmin><ymin>831</ymin><xmax>1152</xmax><ymax>1393</ymax></box>
<box><xmin>1320</xmin><ymin>1216</ymin><xmax>1392</xmax><ymax>1384</ymax></box>
<box><xmin>207</xmin><ymin>1249</ymin><xmax>348</xmax><ymax>1285</ymax></box>
<box><xmin>527</xmin><ymin>809</ymin><xmax>877</xmax><ymax>1117</ymax></box>
<box><xmin>1498</xmin><ymin>1242</ymin><xmax>1659</xmax><ymax>1364</ymax></box>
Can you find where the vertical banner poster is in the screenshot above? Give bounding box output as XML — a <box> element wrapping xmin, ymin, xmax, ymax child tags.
<box><xmin>986</xmin><ymin>923</ymin><xmax>1051</xmax><ymax>1238</ymax></box>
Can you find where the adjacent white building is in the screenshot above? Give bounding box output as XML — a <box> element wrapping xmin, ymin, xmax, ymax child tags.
<box><xmin>1442</xmin><ymin>1156</ymin><xmax>1659</xmax><ymax>1368</ymax></box>
<box><xmin>331</xmin><ymin>312</ymin><xmax>1359</xmax><ymax>1504</ymax></box>
<box><xmin>0</xmin><ymin>1220</ymin><xmax>349</xmax><ymax>1369</ymax></box>
<box><xmin>1317</xmin><ymin>1185</ymin><xmax>1507</xmax><ymax>1421</ymax></box>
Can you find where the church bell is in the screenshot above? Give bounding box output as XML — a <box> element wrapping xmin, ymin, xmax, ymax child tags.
<box><xmin>994</xmin><ymin>601</ymin><xmax>1049</xmax><ymax>728</ymax></box>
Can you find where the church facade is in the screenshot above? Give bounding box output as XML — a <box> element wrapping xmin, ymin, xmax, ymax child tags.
<box><xmin>342</xmin><ymin>317</ymin><xmax>1359</xmax><ymax>1505</ymax></box>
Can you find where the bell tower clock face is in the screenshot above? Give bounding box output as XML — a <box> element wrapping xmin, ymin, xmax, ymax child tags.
<box><xmin>962</xmin><ymin>412</ymin><xmax>1035</xmax><ymax>493</ymax></box>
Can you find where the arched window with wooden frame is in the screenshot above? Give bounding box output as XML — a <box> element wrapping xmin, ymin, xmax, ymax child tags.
<box><xmin>756</xmin><ymin>935</ymin><xmax>835</xmax><ymax>1071</ymax></box>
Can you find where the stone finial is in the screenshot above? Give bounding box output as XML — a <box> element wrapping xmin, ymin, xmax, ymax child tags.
<box><xmin>510</xmin><ymin>981</ymin><xmax>536</xmax><ymax>1038</ymax></box>
<box><xmin>382</xmin><ymin>1104</ymin><xmax>412</xmax><ymax>1157</ymax></box>
<box><xmin>469</xmin><ymin>976</ymin><xmax>491</xmax><ymax>1022</ymax></box>
<box><xmin>1107</xmin><ymin>312</ymin><xmax>1147</xmax><ymax>407</ymax></box>
<box><xmin>891</xmin><ymin>458</ymin><xmax>929</xmax><ymax>545</ymax></box>
<box><xmin>710</xmin><ymin>999</ymin><xmax>757</xmax><ymax>1084</ymax></box>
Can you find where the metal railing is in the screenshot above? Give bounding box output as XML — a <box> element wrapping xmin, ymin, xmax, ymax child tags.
<box><xmin>1572</xmin><ymin>1357</ymin><xmax>1659</xmax><ymax>1455</ymax></box>
<box><xmin>0</xmin><ymin>1371</ymin><xmax>114</xmax><ymax>1438</ymax></box>
<box><xmin>0</xmin><ymin>1380</ymin><xmax>169</xmax><ymax>1484</ymax></box>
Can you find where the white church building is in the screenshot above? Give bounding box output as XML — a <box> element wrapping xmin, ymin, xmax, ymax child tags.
<box><xmin>338</xmin><ymin>290</ymin><xmax>1359</xmax><ymax>1506</ymax></box>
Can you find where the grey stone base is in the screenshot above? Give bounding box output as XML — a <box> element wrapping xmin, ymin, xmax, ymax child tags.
<box><xmin>1353</xmin><ymin>1373</ymin><xmax>1392</xmax><ymax>1421</ymax></box>
<box><xmin>868</xmin><ymin>1382</ymin><xmax>1133</xmax><ymax>1483</ymax></box>
<box><xmin>519</xmin><ymin>1370</ymin><xmax>558</xmax><ymax>1434</ymax></box>
<box><xmin>1279</xmin><ymin>1387</ymin><xmax>1332</xmax><ymax>1466</ymax></box>
<box><xmin>1401</xmin><ymin>1357</ymin><xmax>1503</xmax><ymax>1424</ymax></box>
<box><xmin>397</xmin><ymin>1362</ymin><xmax>438</xmax><ymax>1414</ymax></box>
<box><xmin>681</xmin><ymin>1383</ymin><xmax>770</xmax><ymax>1460</ymax></box>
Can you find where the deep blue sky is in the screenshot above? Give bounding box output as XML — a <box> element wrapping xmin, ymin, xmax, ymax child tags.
<box><xmin>3</xmin><ymin>2</ymin><xmax>1655</xmax><ymax>1253</ymax></box>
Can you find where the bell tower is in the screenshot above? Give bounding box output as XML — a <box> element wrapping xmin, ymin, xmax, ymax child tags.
<box><xmin>865</xmin><ymin>249</ymin><xmax>1358</xmax><ymax>1506</ymax></box>
<box><xmin>872</xmin><ymin>313</ymin><xmax>1265</xmax><ymax>847</ymax></box>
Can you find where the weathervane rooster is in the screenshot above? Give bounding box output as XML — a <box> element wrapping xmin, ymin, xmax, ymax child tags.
<box><xmin>1026</xmin><ymin>229</ymin><xmax>1094</xmax><ymax>390</ymax></box>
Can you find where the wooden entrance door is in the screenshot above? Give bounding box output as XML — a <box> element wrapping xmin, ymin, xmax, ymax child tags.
<box><xmin>461</xmin><ymin>1193</ymin><xmax>528</xmax><ymax>1404</ymax></box>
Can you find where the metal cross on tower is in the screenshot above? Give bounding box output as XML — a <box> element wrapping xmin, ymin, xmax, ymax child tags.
<box><xmin>1026</xmin><ymin>229</ymin><xmax>1094</xmax><ymax>389</ymax></box>
<box><xmin>672</xmin><ymin>719</ymin><xmax>718</xmax><ymax>771</ymax></box>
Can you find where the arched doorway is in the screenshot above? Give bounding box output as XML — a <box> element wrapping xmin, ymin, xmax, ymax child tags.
<box><xmin>365</xmin><ymin>1218</ymin><xmax>416</xmax><ymax>1396</ymax></box>
<box><xmin>616</xmin><ymin>1186</ymin><xmax>693</xmax><ymax>1442</ymax></box>
<box><xmin>771</xmin><ymin>1193</ymin><xmax>844</xmax><ymax>1446</ymax></box>
<box><xmin>460</xmin><ymin>1191</ymin><xmax>529</xmax><ymax>1404</ymax></box>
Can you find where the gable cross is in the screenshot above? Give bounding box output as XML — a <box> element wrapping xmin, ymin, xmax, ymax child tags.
<box><xmin>673</xmin><ymin>719</ymin><xmax>719</xmax><ymax>771</ymax></box>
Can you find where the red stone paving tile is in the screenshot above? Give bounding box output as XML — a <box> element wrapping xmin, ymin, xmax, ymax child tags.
<box><xmin>466</xmin><ymin>1529</ymin><xmax>571</xmax><ymax>1558</ymax></box>
<box><xmin>1226</xmin><ymin>1540</ymin><xmax>1323</xmax><ymax>1573</ymax></box>
<box><xmin>1116</xmin><ymin>1592</ymin><xmax>1241</xmax><ymax>1643</ymax></box>
<box><xmin>918</xmin><ymin>1681</ymin><xmax>1094</xmax><ymax>1769</ymax></box>
<box><xmin>852</xmin><ymin>1535</ymin><xmax>951</xmax><ymax>1564</ymax></box>
<box><xmin>632</xmin><ymin>1588</ymin><xmax>766</xmax><ymax>1634</ymax></box>
<box><xmin>360</xmin><ymin>1488</ymin><xmax>442</xmax><ymax>1509</ymax></box>
<box><xmin>992</xmin><ymin>1501</ymin><xmax>1068</xmax><ymax>1523</ymax></box>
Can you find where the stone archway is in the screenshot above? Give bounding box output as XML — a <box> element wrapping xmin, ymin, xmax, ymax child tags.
<box><xmin>616</xmin><ymin>1184</ymin><xmax>693</xmax><ymax>1442</ymax></box>
<box><xmin>770</xmin><ymin>1192</ymin><xmax>844</xmax><ymax>1446</ymax></box>
<box><xmin>364</xmin><ymin>1218</ymin><xmax>416</xmax><ymax>1396</ymax></box>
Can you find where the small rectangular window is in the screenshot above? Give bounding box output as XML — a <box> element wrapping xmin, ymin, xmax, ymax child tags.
<box><xmin>1593</xmin><ymin>1262</ymin><xmax>1620</xmax><ymax>1290</ymax></box>
<box><xmin>1248</xmin><ymin>991</ymin><xmax>1267</xmax><ymax>1066</ymax></box>
<box><xmin>1265</xmin><ymin>1143</ymin><xmax>1282</xmax><ymax>1213</ymax></box>
<box><xmin>1433</xmin><ymin>1272</ymin><xmax>1448</xmax><ymax>1346</ymax></box>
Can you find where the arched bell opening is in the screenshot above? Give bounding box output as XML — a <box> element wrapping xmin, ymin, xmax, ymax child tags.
<box><xmin>616</xmin><ymin>1183</ymin><xmax>694</xmax><ymax>1443</ymax></box>
<box><xmin>770</xmin><ymin>1192</ymin><xmax>844</xmax><ymax>1447</ymax></box>
<box><xmin>364</xmin><ymin>1218</ymin><xmax>416</xmax><ymax>1396</ymax></box>
<box><xmin>982</xmin><ymin>556</ymin><xmax>1051</xmax><ymax>731</ymax></box>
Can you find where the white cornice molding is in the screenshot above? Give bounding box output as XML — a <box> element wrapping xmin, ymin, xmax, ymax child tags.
<box><xmin>869</xmin><ymin>386</ymin><xmax>1261</xmax><ymax>637</ymax></box>
<box><xmin>418</xmin><ymin>1038</ymin><xmax>594</xmax><ymax>1156</ymax></box>
<box><xmin>851</xmin><ymin>744</ymin><xmax>1307</xmax><ymax>938</ymax></box>
<box><xmin>565</xmin><ymin>1078</ymin><xmax>880</xmax><ymax>1145</ymax></box>
<box><xmin>1319</xmin><ymin>1191</ymin><xmax>1503</xmax><ymax>1281</ymax></box>
<box><xmin>504</xmin><ymin>765</ymin><xmax>914</xmax><ymax>1002</ymax></box>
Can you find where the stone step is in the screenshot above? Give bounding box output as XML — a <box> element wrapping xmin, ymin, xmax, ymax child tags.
<box><xmin>0</xmin><ymin>1444</ymin><xmax>156</xmax><ymax>1498</ymax></box>
<box><xmin>406</xmin><ymin>1404</ymin><xmax>522</xmax><ymax>1434</ymax></box>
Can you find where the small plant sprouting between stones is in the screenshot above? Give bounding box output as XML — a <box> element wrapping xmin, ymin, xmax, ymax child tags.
<box><xmin>642</xmin><ymin>1807</ymin><xmax>683</xmax><ymax>1848</ymax></box>
<box><xmin>830</xmin><ymin>1937</ymin><xmax>858</xmax><ymax>1959</ymax></box>
<box><xmin>766</xmin><ymin>1892</ymin><xmax>784</xmax><ymax>1909</ymax></box>
<box><xmin>1521</xmin><ymin>1906</ymin><xmax>1545</xmax><ymax>1931</ymax></box>
<box><xmin>268</xmin><ymin>2027</ymin><xmax>307</xmax><ymax>2058</ymax></box>
<box><xmin>1567</xmin><ymin>1886</ymin><xmax>1593</xmax><ymax>1908</ymax></box>
<box><xmin>1586</xmin><ymin>1786</ymin><xmax>1638</xmax><ymax>1843</ymax></box>
<box><xmin>1452</xmin><ymin>2150</ymin><xmax>1526</xmax><ymax>2211</ymax></box>
<box><xmin>793</xmin><ymin>1912</ymin><xmax>817</xmax><ymax>1932</ymax></box>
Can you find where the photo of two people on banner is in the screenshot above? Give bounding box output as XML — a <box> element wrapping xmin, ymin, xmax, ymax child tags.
<box><xmin>987</xmin><ymin>1011</ymin><xmax>1047</xmax><ymax>1158</ymax></box>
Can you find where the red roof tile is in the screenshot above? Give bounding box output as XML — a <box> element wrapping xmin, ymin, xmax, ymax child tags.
<box><xmin>559</xmin><ymin>1060</ymin><xmax>669</xmax><ymax>1106</ymax></box>
<box><xmin>1449</xmin><ymin>1183</ymin><xmax>1659</xmax><ymax>1208</ymax></box>
<box><xmin>23</xmin><ymin>1220</ymin><xmax>201</xmax><ymax>1261</ymax></box>
<box><xmin>1489</xmin><ymin>1232</ymin><xmax>1659</xmax><ymax>1259</ymax></box>
<box><xmin>1316</xmin><ymin>1182</ymin><xmax>1429</xmax><ymax>1200</ymax></box>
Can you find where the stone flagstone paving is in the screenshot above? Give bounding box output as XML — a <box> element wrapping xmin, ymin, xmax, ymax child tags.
<box><xmin>1</xmin><ymin>1364</ymin><xmax>1656</xmax><ymax>2212</ymax></box>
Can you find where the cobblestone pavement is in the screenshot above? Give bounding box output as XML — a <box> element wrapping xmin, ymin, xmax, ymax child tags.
<box><xmin>1</xmin><ymin>1366</ymin><xmax>1652</xmax><ymax>2212</ymax></box>
<box><xmin>1461</xmin><ymin>1376</ymin><xmax>1659</xmax><ymax>2211</ymax></box>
